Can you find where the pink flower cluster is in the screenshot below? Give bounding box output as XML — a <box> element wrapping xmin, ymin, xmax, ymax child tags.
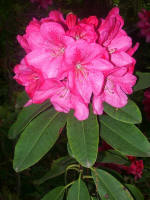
<box><xmin>137</xmin><ymin>9</ymin><xmax>150</xmax><ymax>42</ymax></box>
<box><xmin>14</xmin><ymin>8</ymin><xmax>138</xmax><ymax>120</ymax></box>
<box><xmin>143</xmin><ymin>88</ymin><xmax>150</xmax><ymax>120</ymax></box>
<box><xmin>30</xmin><ymin>0</ymin><xmax>53</xmax><ymax>9</ymax></box>
<box><xmin>97</xmin><ymin>142</ymin><xmax>144</xmax><ymax>180</ymax></box>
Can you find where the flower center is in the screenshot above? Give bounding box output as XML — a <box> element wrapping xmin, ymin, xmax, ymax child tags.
<box><xmin>105</xmin><ymin>79</ymin><xmax>115</xmax><ymax>94</ymax></box>
<box><xmin>108</xmin><ymin>48</ymin><xmax>116</xmax><ymax>54</ymax></box>
<box><xmin>51</xmin><ymin>47</ymin><xmax>65</xmax><ymax>57</ymax></box>
<box><xmin>76</xmin><ymin>63</ymin><xmax>82</xmax><ymax>69</ymax></box>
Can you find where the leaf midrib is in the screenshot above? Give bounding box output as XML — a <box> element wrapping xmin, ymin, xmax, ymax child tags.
<box><xmin>96</xmin><ymin>170</ymin><xmax>132</xmax><ymax>200</ymax></box>
<box><xmin>16</xmin><ymin>111</ymin><xmax>59</xmax><ymax>170</ymax></box>
<box><xmin>101</xmin><ymin>119</ymin><xmax>148</xmax><ymax>155</ymax></box>
<box><xmin>104</xmin><ymin>102</ymin><xmax>140</xmax><ymax>123</ymax></box>
<box><xmin>81</xmin><ymin>121</ymin><xmax>89</xmax><ymax>166</ymax></box>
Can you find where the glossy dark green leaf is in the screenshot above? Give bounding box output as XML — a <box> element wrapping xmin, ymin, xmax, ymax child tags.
<box><xmin>100</xmin><ymin>115</ymin><xmax>150</xmax><ymax>157</ymax></box>
<box><xmin>91</xmin><ymin>197</ymin><xmax>98</xmax><ymax>200</ymax></box>
<box><xmin>67</xmin><ymin>178</ymin><xmax>90</xmax><ymax>200</ymax></box>
<box><xmin>134</xmin><ymin>72</ymin><xmax>150</xmax><ymax>91</ymax></box>
<box><xmin>125</xmin><ymin>184</ymin><xmax>144</xmax><ymax>200</ymax></box>
<box><xmin>67</xmin><ymin>143</ymin><xmax>75</xmax><ymax>158</ymax></box>
<box><xmin>41</xmin><ymin>186</ymin><xmax>64</xmax><ymax>200</ymax></box>
<box><xmin>103</xmin><ymin>100</ymin><xmax>142</xmax><ymax>124</ymax></box>
<box><xmin>92</xmin><ymin>168</ymin><xmax>133</xmax><ymax>200</ymax></box>
<box><xmin>34</xmin><ymin>156</ymin><xmax>75</xmax><ymax>185</ymax></box>
<box><xmin>67</xmin><ymin>112</ymin><xmax>99</xmax><ymax>168</ymax></box>
<box><xmin>8</xmin><ymin>101</ymin><xmax>50</xmax><ymax>139</ymax></box>
<box><xmin>13</xmin><ymin>108</ymin><xmax>67</xmax><ymax>172</ymax></box>
<box><xmin>100</xmin><ymin>150</ymin><xmax>128</xmax><ymax>165</ymax></box>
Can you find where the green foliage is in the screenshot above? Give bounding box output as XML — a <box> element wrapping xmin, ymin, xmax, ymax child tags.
<box><xmin>67</xmin><ymin>177</ymin><xmax>90</xmax><ymax>200</ymax></box>
<box><xmin>133</xmin><ymin>72</ymin><xmax>150</xmax><ymax>91</ymax></box>
<box><xmin>103</xmin><ymin>100</ymin><xmax>142</xmax><ymax>124</ymax></box>
<box><xmin>13</xmin><ymin>108</ymin><xmax>67</xmax><ymax>172</ymax></box>
<box><xmin>100</xmin><ymin>115</ymin><xmax>150</xmax><ymax>156</ymax></box>
<box><xmin>125</xmin><ymin>184</ymin><xmax>144</xmax><ymax>200</ymax></box>
<box><xmin>41</xmin><ymin>186</ymin><xmax>65</xmax><ymax>200</ymax></box>
<box><xmin>67</xmin><ymin>111</ymin><xmax>99</xmax><ymax>168</ymax></box>
<box><xmin>8</xmin><ymin>101</ymin><xmax>51</xmax><ymax>139</ymax></box>
<box><xmin>34</xmin><ymin>156</ymin><xmax>76</xmax><ymax>185</ymax></box>
<box><xmin>92</xmin><ymin>168</ymin><xmax>134</xmax><ymax>200</ymax></box>
<box><xmin>100</xmin><ymin>150</ymin><xmax>129</xmax><ymax>165</ymax></box>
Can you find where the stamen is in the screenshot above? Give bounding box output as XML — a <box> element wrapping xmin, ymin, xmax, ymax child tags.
<box><xmin>76</xmin><ymin>63</ymin><xmax>82</xmax><ymax>69</ymax></box>
<box><xmin>108</xmin><ymin>48</ymin><xmax>116</xmax><ymax>54</ymax></box>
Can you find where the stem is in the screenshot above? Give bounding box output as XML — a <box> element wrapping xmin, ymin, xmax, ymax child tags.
<box><xmin>82</xmin><ymin>175</ymin><xmax>93</xmax><ymax>179</ymax></box>
<box><xmin>64</xmin><ymin>181</ymin><xmax>75</xmax><ymax>189</ymax></box>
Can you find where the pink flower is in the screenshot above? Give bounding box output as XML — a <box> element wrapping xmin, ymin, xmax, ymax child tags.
<box><xmin>14</xmin><ymin>8</ymin><xmax>138</xmax><ymax>120</ymax></box>
<box><xmin>30</xmin><ymin>0</ymin><xmax>53</xmax><ymax>9</ymax></box>
<box><xmin>137</xmin><ymin>9</ymin><xmax>150</xmax><ymax>42</ymax></box>
<box><xmin>123</xmin><ymin>159</ymin><xmax>144</xmax><ymax>180</ymax></box>
<box><xmin>14</xmin><ymin>59</ymin><xmax>44</xmax><ymax>99</ymax></box>
<box><xmin>62</xmin><ymin>40</ymin><xmax>113</xmax><ymax>103</ymax></box>
<box><xmin>25</xmin><ymin>21</ymin><xmax>74</xmax><ymax>79</ymax></box>
<box><xmin>31</xmin><ymin>78</ymin><xmax>89</xmax><ymax>120</ymax></box>
<box><xmin>66</xmin><ymin>13</ymin><xmax>98</xmax><ymax>43</ymax></box>
<box><xmin>66</xmin><ymin>13</ymin><xmax>77</xmax><ymax>29</ymax></box>
<box><xmin>98</xmin><ymin>7</ymin><xmax>124</xmax><ymax>46</ymax></box>
<box><xmin>143</xmin><ymin>88</ymin><xmax>150</xmax><ymax>120</ymax></box>
<box><xmin>98</xmin><ymin>8</ymin><xmax>136</xmax><ymax>68</ymax></box>
<box><xmin>17</xmin><ymin>18</ymin><xmax>45</xmax><ymax>53</ymax></box>
<box><xmin>81</xmin><ymin>16</ymin><xmax>99</xmax><ymax>27</ymax></box>
<box><xmin>93</xmin><ymin>67</ymin><xmax>137</xmax><ymax>114</ymax></box>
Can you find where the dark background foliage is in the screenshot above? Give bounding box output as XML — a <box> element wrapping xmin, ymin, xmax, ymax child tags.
<box><xmin>0</xmin><ymin>0</ymin><xmax>150</xmax><ymax>199</ymax></box>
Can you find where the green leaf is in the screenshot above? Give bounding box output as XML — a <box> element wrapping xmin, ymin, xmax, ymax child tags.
<box><xmin>67</xmin><ymin>142</ymin><xmax>75</xmax><ymax>158</ymax></box>
<box><xmin>100</xmin><ymin>150</ymin><xmax>128</xmax><ymax>165</ymax></box>
<box><xmin>92</xmin><ymin>168</ymin><xmax>133</xmax><ymax>200</ymax></box>
<box><xmin>100</xmin><ymin>115</ymin><xmax>150</xmax><ymax>157</ymax></box>
<box><xmin>103</xmin><ymin>100</ymin><xmax>142</xmax><ymax>124</ymax></box>
<box><xmin>125</xmin><ymin>184</ymin><xmax>144</xmax><ymax>200</ymax></box>
<box><xmin>41</xmin><ymin>186</ymin><xmax>64</xmax><ymax>200</ymax></box>
<box><xmin>67</xmin><ymin>112</ymin><xmax>99</xmax><ymax>168</ymax></box>
<box><xmin>34</xmin><ymin>156</ymin><xmax>76</xmax><ymax>185</ymax></box>
<box><xmin>67</xmin><ymin>178</ymin><xmax>90</xmax><ymax>200</ymax></box>
<box><xmin>134</xmin><ymin>72</ymin><xmax>150</xmax><ymax>91</ymax></box>
<box><xmin>13</xmin><ymin>108</ymin><xmax>67</xmax><ymax>172</ymax></box>
<box><xmin>8</xmin><ymin>101</ymin><xmax>50</xmax><ymax>139</ymax></box>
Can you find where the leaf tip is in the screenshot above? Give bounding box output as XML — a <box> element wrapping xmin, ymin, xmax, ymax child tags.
<box><xmin>15</xmin><ymin>167</ymin><xmax>19</xmax><ymax>172</ymax></box>
<box><xmin>86</xmin><ymin>161</ymin><xmax>92</xmax><ymax>168</ymax></box>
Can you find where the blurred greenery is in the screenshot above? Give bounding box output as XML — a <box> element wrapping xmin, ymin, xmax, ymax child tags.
<box><xmin>0</xmin><ymin>0</ymin><xmax>150</xmax><ymax>199</ymax></box>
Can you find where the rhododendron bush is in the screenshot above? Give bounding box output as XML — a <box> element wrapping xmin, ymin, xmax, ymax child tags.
<box><xmin>9</xmin><ymin>6</ymin><xmax>150</xmax><ymax>200</ymax></box>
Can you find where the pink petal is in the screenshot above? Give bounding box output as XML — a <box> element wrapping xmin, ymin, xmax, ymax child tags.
<box><xmin>66</xmin><ymin>13</ymin><xmax>77</xmax><ymax>29</ymax></box>
<box><xmin>48</xmin><ymin>10</ymin><xmax>65</xmax><ymax>24</ymax></box>
<box><xmin>89</xmin><ymin>71</ymin><xmax>104</xmax><ymax>95</ymax></box>
<box><xmin>111</xmin><ymin>52</ymin><xmax>133</xmax><ymax>67</ymax></box>
<box><xmin>104</xmin><ymin>84</ymin><xmax>128</xmax><ymax>108</ymax></box>
<box><xmin>75</xmin><ymin>74</ymin><xmax>92</xmax><ymax>104</ymax></box>
<box><xmin>24</xmin><ymin>99</ymin><xmax>33</xmax><ymax>107</ymax></box>
<box><xmin>108</xmin><ymin>36</ymin><xmax>132</xmax><ymax>52</ymax></box>
<box><xmin>51</xmin><ymin>89</ymin><xmax>71</xmax><ymax>113</ymax></box>
<box><xmin>40</xmin><ymin>22</ymin><xmax>65</xmax><ymax>42</ymax></box>
<box><xmin>86</xmin><ymin>58</ymin><xmax>114</xmax><ymax>71</ymax></box>
<box><xmin>17</xmin><ymin>35</ymin><xmax>31</xmax><ymax>53</ymax></box>
<box><xmin>32</xmin><ymin>79</ymin><xmax>60</xmax><ymax>103</ymax></box>
<box><xmin>71</xmin><ymin>95</ymin><xmax>89</xmax><ymax>120</ymax></box>
<box><xmin>92</xmin><ymin>95</ymin><xmax>104</xmax><ymax>115</ymax></box>
<box><xmin>25</xmin><ymin>49</ymin><xmax>60</xmax><ymax>78</ymax></box>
